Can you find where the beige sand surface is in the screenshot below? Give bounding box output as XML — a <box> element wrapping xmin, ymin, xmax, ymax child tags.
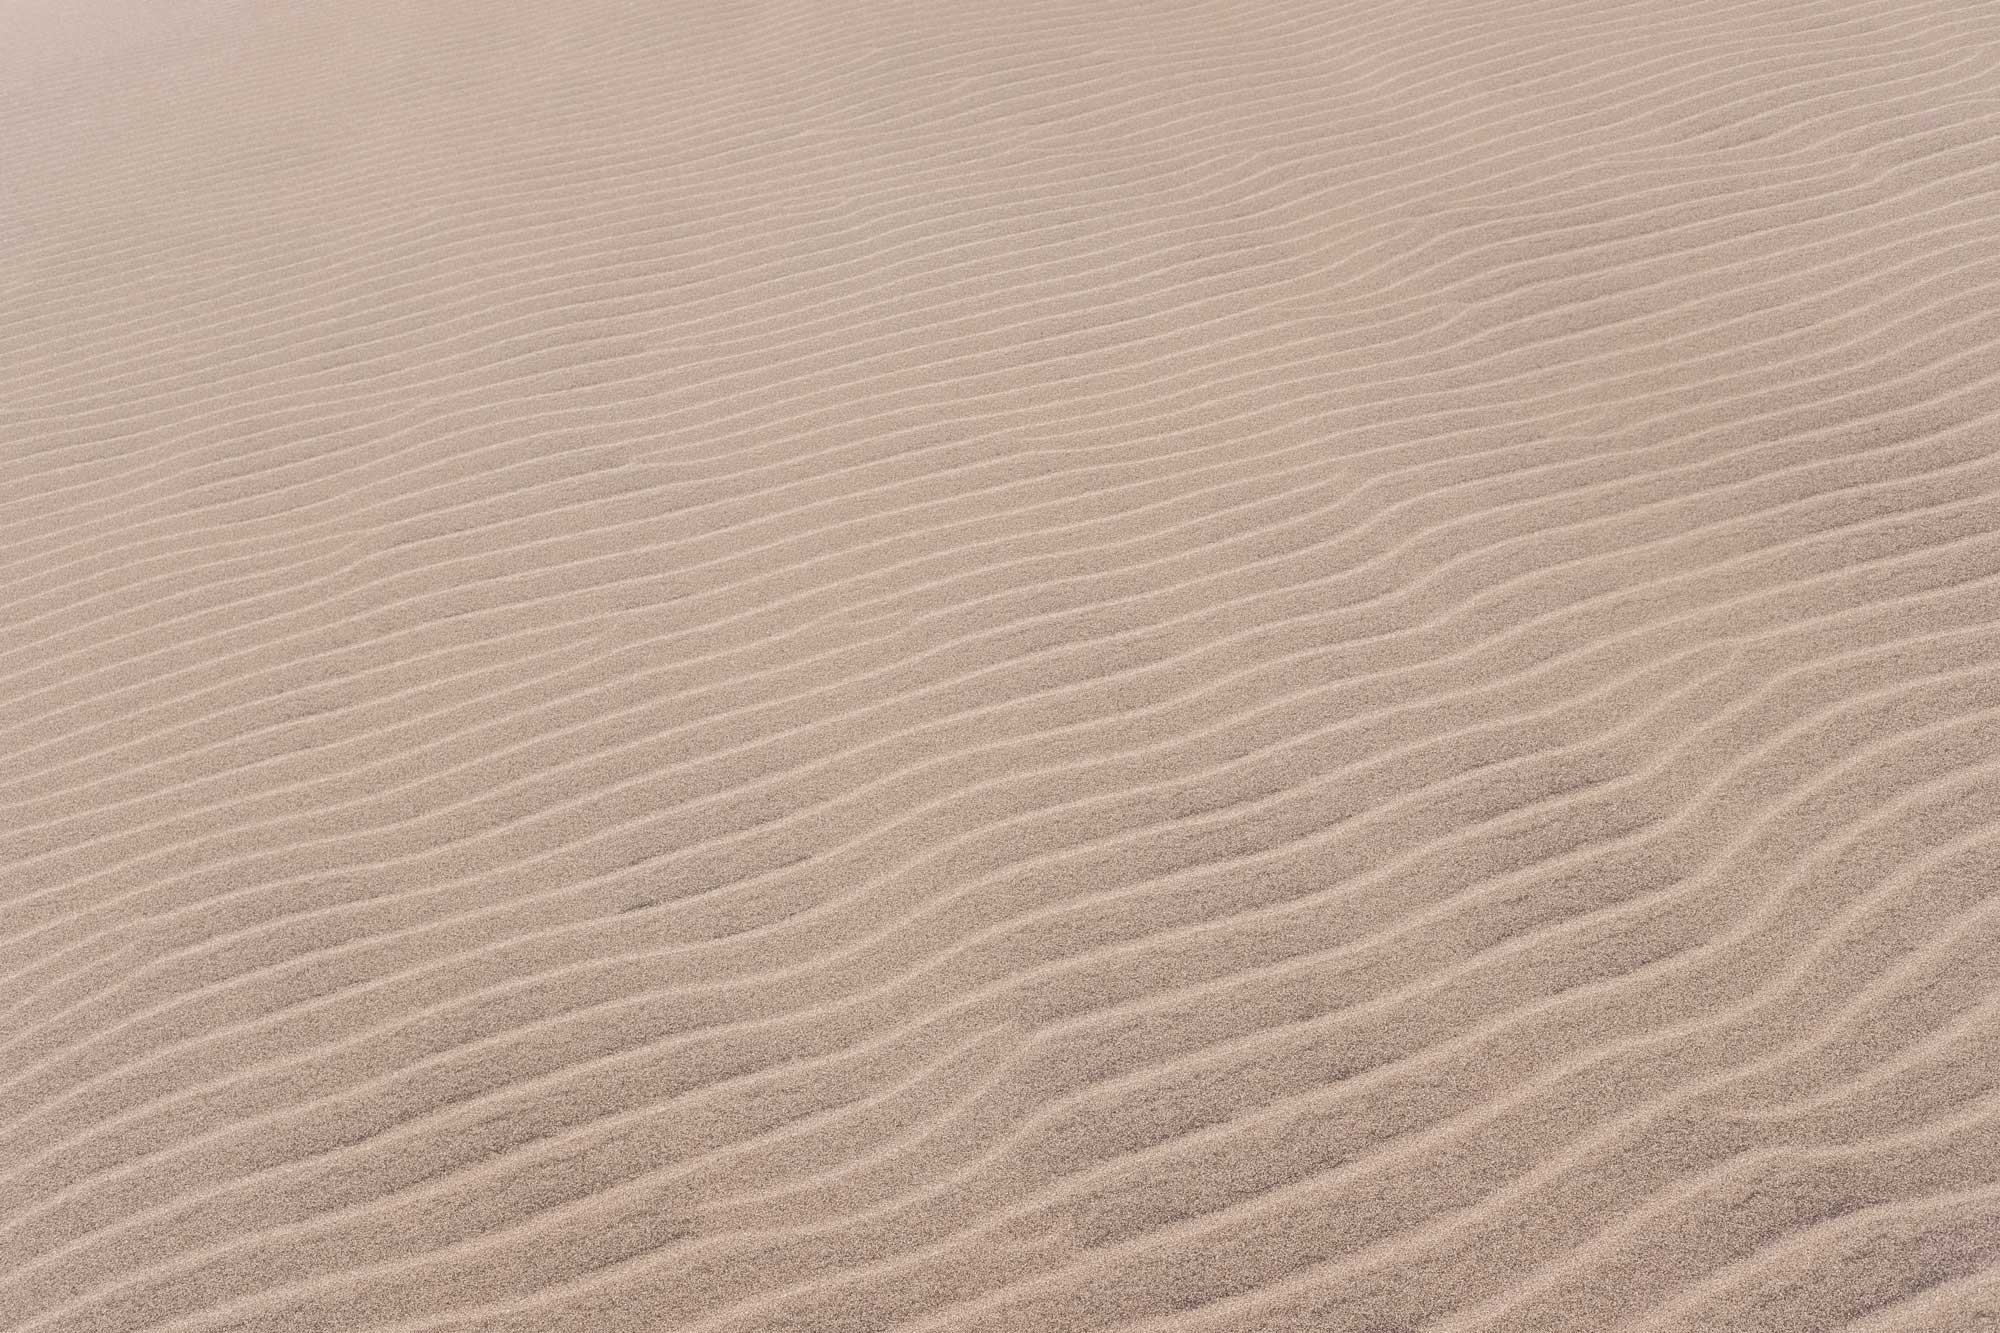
<box><xmin>5</xmin><ymin>0</ymin><xmax>2000</xmax><ymax>1328</ymax></box>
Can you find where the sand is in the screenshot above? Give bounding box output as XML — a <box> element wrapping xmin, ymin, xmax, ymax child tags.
<box><xmin>4</xmin><ymin>0</ymin><xmax>2000</xmax><ymax>1328</ymax></box>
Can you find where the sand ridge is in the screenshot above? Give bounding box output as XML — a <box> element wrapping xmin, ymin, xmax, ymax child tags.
<box><xmin>4</xmin><ymin>0</ymin><xmax>2000</xmax><ymax>1328</ymax></box>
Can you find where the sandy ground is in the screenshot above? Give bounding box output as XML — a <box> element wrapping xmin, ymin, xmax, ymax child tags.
<box><xmin>5</xmin><ymin>0</ymin><xmax>2000</xmax><ymax>1328</ymax></box>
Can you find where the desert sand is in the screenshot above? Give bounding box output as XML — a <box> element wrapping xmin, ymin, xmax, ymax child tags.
<box><xmin>5</xmin><ymin>0</ymin><xmax>2000</xmax><ymax>1328</ymax></box>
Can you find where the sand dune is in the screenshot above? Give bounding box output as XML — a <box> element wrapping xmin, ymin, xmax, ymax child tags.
<box><xmin>5</xmin><ymin>0</ymin><xmax>2000</xmax><ymax>1327</ymax></box>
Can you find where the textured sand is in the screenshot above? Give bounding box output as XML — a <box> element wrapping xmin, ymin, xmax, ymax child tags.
<box><xmin>6</xmin><ymin>0</ymin><xmax>2000</xmax><ymax>1328</ymax></box>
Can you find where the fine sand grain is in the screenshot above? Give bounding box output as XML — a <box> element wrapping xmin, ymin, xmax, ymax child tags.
<box><xmin>6</xmin><ymin>0</ymin><xmax>2000</xmax><ymax>1328</ymax></box>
